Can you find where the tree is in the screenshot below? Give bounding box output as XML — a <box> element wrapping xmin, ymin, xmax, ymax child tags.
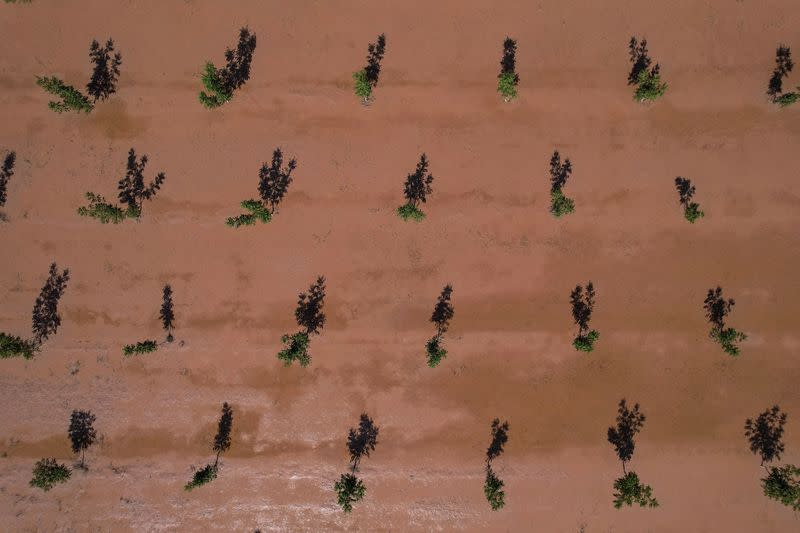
<box><xmin>484</xmin><ymin>464</ymin><xmax>506</xmax><ymax>510</ymax></box>
<box><xmin>30</xmin><ymin>458</ymin><xmax>71</xmax><ymax>491</ymax></box>
<box><xmin>607</xmin><ymin>399</ymin><xmax>645</xmax><ymax>472</ymax></box>
<box><xmin>32</xmin><ymin>263</ymin><xmax>70</xmax><ymax>347</ymax></box>
<box><xmin>68</xmin><ymin>410</ymin><xmax>97</xmax><ymax>469</ymax></box>
<box><xmin>35</xmin><ymin>76</ymin><xmax>93</xmax><ymax>113</ymax></box>
<box><xmin>570</xmin><ymin>282</ymin><xmax>599</xmax><ymax>352</ymax></box>
<box><xmin>767</xmin><ymin>45</ymin><xmax>799</xmax><ymax>107</ymax></box>
<box><xmin>185</xmin><ymin>463</ymin><xmax>218</xmax><ymax>491</ymax></box>
<box><xmin>497</xmin><ymin>37</ymin><xmax>520</xmax><ymax>101</ymax></box>
<box><xmin>86</xmin><ymin>39</ymin><xmax>122</xmax><ymax>102</ymax></box>
<box><xmin>628</xmin><ymin>37</ymin><xmax>667</xmax><ymax>102</ymax></box>
<box><xmin>347</xmin><ymin>413</ymin><xmax>379</xmax><ymax>472</ymax></box>
<box><xmin>227</xmin><ymin>149</ymin><xmax>297</xmax><ymax>228</ymax></box>
<box><xmin>185</xmin><ymin>402</ymin><xmax>233</xmax><ymax>491</ymax></box>
<box><xmin>549</xmin><ymin>151</ymin><xmax>575</xmax><ymax>217</ymax></box>
<box><xmin>353</xmin><ymin>33</ymin><xmax>386</xmax><ymax>103</ymax></box>
<box><xmin>484</xmin><ymin>418</ymin><xmax>510</xmax><ymax>510</ymax></box>
<box><xmin>745</xmin><ymin>405</ymin><xmax>787</xmax><ymax>466</ymax></box>
<box><xmin>0</xmin><ymin>333</ymin><xmax>35</xmax><ymax>359</ymax></box>
<box><xmin>117</xmin><ymin>148</ymin><xmax>166</xmax><ymax>218</ymax></box>
<box><xmin>703</xmin><ymin>286</ymin><xmax>747</xmax><ymax>356</ymax></box>
<box><xmin>0</xmin><ymin>150</ymin><xmax>16</xmax><ymax>209</ymax></box>
<box><xmin>334</xmin><ymin>473</ymin><xmax>366</xmax><ymax>513</ymax></box>
<box><xmin>762</xmin><ymin>464</ymin><xmax>800</xmax><ymax>511</ymax></box>
<box><xmin>278</xmin><ymin>277</ymin><xmax>326</xmax><ymax>367</ymax></box>
<box><xmin>199</xmin><ymin>27</ymin><xmax>257</xmax><ymax>108</ymax></box>
<box><xmin>122</xmin><ymin>340</ymin><xmax>158</xmax><ymax>356</ymax></box>
<box><xmin>426</xmin><ymin>284</ymin><xmax>454</xmax><ymax>367</ymax></box>
<box><xmin>674</xmin><ymin>177</ymin><xmax>704</xmax><ymax>223</ymax></box>
<box><xmin>397</xmin><ymin>154</ymin><xmax>434</xmax><ymax>221</ymax></box>
<box><xmin>612</xmin><ymin>471</ymin><xmax>659</xmax><ymax>509</ymax></box>
<box><xmin>486</xmin><ymin>418</ymin><xmax>510</xmax><ymax>463</ymax></box>
<box><xmin>160</xmin><ymin>284</ymin><xmax>175</xmax><ymax>343</ymax></box>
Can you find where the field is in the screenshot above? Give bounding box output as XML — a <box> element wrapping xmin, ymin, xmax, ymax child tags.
<box><xmin>1</xmin><ymin>1</ymin><xmax>800</xmax><ymax>531</ymax></box>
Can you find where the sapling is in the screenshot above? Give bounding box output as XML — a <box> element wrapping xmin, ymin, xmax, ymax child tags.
<box><xmin>703</xmin><ymin>286</ymin><xmax>747</xmax><ymax>356</ymax></box>
<box><xmin>628</xmin><ymin>37</ymin><xmax>667</xmax><ymax>102</ymax></box>
<box><xmin>86</xmin><ymin>39</ymin><xmax>122</xmax><ymax>102</ymax></box>
<box><xmin>767</xmin><ymin>45</ymin><xmax>799</xmax><ymax>107</ymax></box>
<box><xmin>30</xmin><ymin>458</ymin><xmax>71</xmax><ymax>491</ymax></box>
<box><xmin>68</xmin><ymin>410</ymin><xmax>97</xmax><ymax>469</ymax></box>
<box><xmin>484</xmin><ymin>418</ymin><xmax>510</xmax><ymax>510</ymax></box>
<box><xmin>185</xmin><ymin>402</ymin><xmax>233</xmax><ymax>490</ymax></box>
<box><xmin>762</xmin><ymin>464</ymin><xmax>800</xmax><ymax>511</ymax></box>
<box><xmin>397</xmin><ymin>154</ymin><xmax>434</xmax><ymax>221</ymax></box>
<box><xmin>607</xmin><ymin>399</ymin><xmax>658</xmax><ymax>509</ymax></box>
<box><xmin>36</xmin><ymin>76</ymin><xmax>93</xmax><ymax>114</ymax></box>
<box><xmin>122</xmin><ymin>340</ymin><xmax>158</xmax><ymax>356</ymax></box>
<box><xmin>745</xmin><ymin>405</ymin><xmax>787</xmax><ymax>466</ymax></box>
<box><xmin>426</xmin><ymin>284</ymin><xmax>454</xmax><ymax>367</ymax></box>
<box><xmin>549</xmin><ymin>151</ymin><xmax>574</xmax><ymax>217</ymax></box>
<box><xmin>277</xmin><ymin>276</ymin><xmax>326</xmax><ymax>367</ymax></box>
<box><xmin>674</xmin><ymin>177</ymin><xmax>704</xmax><ymax>223</ymax></box>
<box><xmin>199</xmin><ymin>27</ymin><xmax>257</xmax><ymax>109</ymax></box>
<box><xmin>226</xmin><ymin>149</ymin><xmax>297</xmax><ymax>227</ymax></box>
<box><xmin>334</xmin><ymin>413</ymin><xmax>379</xmax><ymax>513</ymax></box>
<box><xmin>334</xmin><ymin>473</ymin><xmax>366</xmax><ymax>513</ymax></box>
<box><xmin>0</xmin><ymin>151</ymin><xmax>16</xmax><ymax>211</ymax></box>
<box><xmin>160</xmin><ymin>284</ymin><xmax>176</xmax><ymax>342</ymax></box>
<box><xmin>353</xmin><ymin>34</ymin><xmax>386</xmax><ymax>104</ymax></box>
<box><xmin>497</xmin><ymin>37</ymin><xmax>520</xmax><ymax>102</ymax></box>
<box><xmin>570</xmin><ymin>282</ymin><xmax>598</xmax><ymax>352</ymax></box>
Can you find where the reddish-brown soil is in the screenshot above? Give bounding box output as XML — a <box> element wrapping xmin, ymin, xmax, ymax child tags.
<box><xmin>1</xmin><ymin>1</ymin><xmax>800</xmax><ymax>531</ymax></box>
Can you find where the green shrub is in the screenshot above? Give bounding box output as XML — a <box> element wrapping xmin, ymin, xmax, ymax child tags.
<box><xmin>484</xmin><ymin>465</ymin><xmax>506</xmax><ymax>510</ymax></box>
<box><xmin>77</xmin><ymin>192</ymin><xmax>129</xmax><ymax>224</ymax></box>
<box><xmin>0</xmin><ymin>332</ymin><xmax>36</xmax><ymax>359</ymax></box>
<box><xmin>497</xmin><ymin>72</ymin><xmax>518</xmax><ymax>101</ymax></box>
<box><xmin>426</xmin><ymin>335</ymin><xmax>447</xmax><ymax>367</ymax></box>
<box><xmin>334</xmin><ymin>473</ymin><xmax>366</xmax><ymax>513</ymax></box>
<box><xmin>573</xmin><ymin>330</ymin><xmax>599</xmax><ymax>352</ymax></box>
<box><xmin>396</xmin><ymin>202</ymin><xmax>425</xmax><ymax>222</ymax></box>
<box><xmin>35</xmin><ymin>76</ymin><xmax>93</xmax><ymax>113</ymax></box>
<box><xmin>184</xmin><ymin>463</ymin><xmax>218</xmax><ymax>491</ymax></box>
<box><xmin>225</xmin><ymin>199</ymin><xmax>272</xmax><ymax>228</ymax></box>
<box><xmin>775</xmin><ymin>91</ymin><xmax>800</xmax><ymax>108</ymax></box>
<box><xmin>122</xmin><ymin>340</ymin><xmax>158</xmax><ymax>357</ymax></box>
<box><xmin>612</xmin><ymin>471</ymin><xmax>658</xmax><ymax>509</ymax></box>
<box><xmin>710</xmin><ymin>327</ymin><xmax>747</xmax><ymax>357</ymax></box>
<box><xmin>277</xmin><ymin>331</ymin><xmax>311</xmax><ymax>367</ymax></box>
<box><xmin>762</xmin><ymin>464</ymin><xmax>800</xmax><ymax>511</ymax></box>
<box><xmin>353</xmin><ymin>69</ymin><xmax>372</xmax><ymax>102</ymax></box>
<box><xmin>199</xmin><ymin>62</ymin><xmax>232</xmax><ymax>109</ymax></box>
<box><xmin>550</xmin><ymin>188</ymin><xmax>575</xmax><ymax>218</ymax></box>
<box><xmin>683</xmin><ymin>202</ymin><xmax>704</xmax><ymax>223</ymax></box>
<box><xmin>633</xmin><ymin>69</ymin><xmax>667</xmax><ymax>102</ymax></box>
<box><xmin>30</xmin><ymin>458</ymin><xmax>71</xmax><ymax>491</ymax></box>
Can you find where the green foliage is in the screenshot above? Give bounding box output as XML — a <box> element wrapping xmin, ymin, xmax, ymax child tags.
<box><xmin>550</xmin><ymin>188</ymin><xmax>575</xmax><ymax>218</ymax></box>
<box><xmin>613</xmin><ymin>471</ymin><xmax>659</xmax><ymax>509</ymax></box>
<box><xmin>225</xmin><ymin>199</ymin><xmax>272</xmax><ymax>228</ymax></box>
<box><xmin>0</xmin><ymin>332</ymin><xmax>35</xmax><ymax>359</ymax></box>
<box><xmin>122</xmin><ymin>340</ymin><xmax>158</xmax><ymax>357</ymax></box>
<box><xmin>334</xmin><ymin>473</ymin><xmax>366</xmax><ymax>513</ymax></box>
<box><xmin>353</xmin><ymin>69</ymin><xmax>372</xmax><ymax>102</ymax></box>
<box><xmin>30</xmin><ymin>458</ymin><xmax>71</xmax><ymax>491</ymax></box>
<box><xmin>199</xmin><ymin>62</ymin><xmax>232</xmax><ymax>109</ymax></box>
<box><xmin>762</xmin><ymin>464</ymin><xmax>800</xmax><ymax>511</ymax></box>
<box><xmin>633</xmin><ymin>69</ymin><xmax>667</xmax><ymax>102</ymax></box>
<box><xmin>710</xmin><ymin>326</ymin><xmax>747</xmax><ymax>357</ymax></box>
<box><xmin>396</xmin><ymin>202</ymin><xmax>425</xmax><ymax>221</ymax></box>
<box><xmin>683</xmin><ymin>202</ymin><xmax>704</xmax><ymax>223</ymax></box>
<box><xmin>775</xmin><ymin>91</ymin><xmax>800</xmax><ymax>107</ymax></box>
<box><xmin>184</xmin><ymin>463</ymin><xmax>218</xmax><ymax>491</ymax></box>
<box><xmin>484</xmin><ymin>465</ymin><xmax>506</xmax><ymax>511</ymax></box>
<box><xmin>573</xmin><ymin>330</ymin><xmax>599</xmax><ymax>352</ymax></box>
<box><xmin>426</xmin><ymin>335</ymin><xmax>447</xmax><ymax>367</ymax></box>
<box><xmin>497</xmin><ymin>72</ymin><xmax>518</xmax><ymax>101</ymax></box>
<box><xmin>77</xmin><ymin>192</ymin><xmax>129</xmax><ymax>224</ymax></box>
<box><xmin>35</xmin><ymin>76</ymin><xmax>93</xmax><ymax>113</ymax></box>
<box><xmin>277</xmin><ymin>331</ymin><xmax>310</xmax><ymax>367</ymax></box>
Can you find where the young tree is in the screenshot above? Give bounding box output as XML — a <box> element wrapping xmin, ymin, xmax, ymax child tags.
<box><xmin>334</xmin><ymin>473</ymin><xmax>366</xmax><ymax>513</ymax></box>
<box><xmin>35</xmin><ymin>76</ymin><xmax>93</xmax><ymax>113</ymax></box>
<box><xmin>122</xmin><ymin>340</ymin><xmax>158</xmax><ymax>356</ymax></box>
<box><xmin>674</xmin><ymin>177</ymin><xmax>704</xmax><ymax>223</ymax></box>
<box><xmin>628</xmin><ymin>37</ymin><xmax>667</xmax><ymax>102</ymax></box>
<box><xmin>160</xmin><ymin>284</ymin><xmax>175</xmax><ymax>343</ymax></box>
<box><xmin>353</xmin><ymin>33</ymin><xmax>387</xmax><ymax>104</ymax></box>
<box><xmin>68</xmin><ymin>410</ymin><xmax>97</xmax><ymax>469</ymax></box>
<box><xmin>570</xmin><ymin>281</ymin><xmax>599</xmax><ymax>352</ymax></box>
<box><xmin>199</xmin><ymin>27</ymin><xmax>257</xmax><ymax>109</ymax></box>
<box><xmin>117</xmin><ymin>148</ymin><xmax>166</xmax><ymax>218</ymax></box>
<box><xmin>607</xmin><ymin>399</ymin><xmax>645</xmax><ymax>473</ymax></box>
<box><xmin>86</xmin><ymin>39</ymin><xmax>122</xmax><ymax>102</ymax></box>
<box><xmin>185</xmin><ymin>402</ymin><xmax>233</xmax><ymax>490</ymax></box>
<box><xmin>762</xmin><ymin>464</ymin><xmax>800</xmax><ymax>511</ymax></box>
<box><xmin>703</xmin><ymin>286</ymin><xmax>747</xmax><ymax>356</ymax></box>
<box><xmin>0</xmin><ymin>150</ymin><xmax>16</xmax><ymax>210</ymax></box>
<box><xmin>426</xmin><ymin>284</ymin><xmax>454</xmax><ymax>367</ymax></box>
<box><xmin>612</xmin><ymin>471</ymin><xmax>659</xmax><ymax>509</ymax></box>
<box><xmin>767</xmin><ymin>45</ymin><xmax>799</xmax><ymax>107</ymax></box>
<box><xmin>277</xmin><ymin>276</ymin><xmax>326</xmax><ymax>367</ymax></box>
<box><xmin>30</xmin><ymin>458</ymin><xmax>71</xmax><ymax>491</ymax></box>
<box><xmin>397</xmin><ymin>154</ymin><xmax>434</xmax><ymax>221</ymax></box>
<box><xmin>226</xmin><ymin>149</ymin><xmax>297</xmax><ymax>227</ymax></box>
<box><xmin>31</xmin><ymin>263</ymin><xmax>70</xmax><ymax>347</ymax></box>
<box><xmin>347</xmin><ymin>413</ymin><xmax>379</xmax><ymax>472</ymax></box>
<box><xmin>484</xmin><ymin>418</ymin><xmax>510</xmax><ymax>510</ymax></box>
<box><xmin>745</xmin><ymin>405</ymin><xmax>787</xmax><ymax>466</ymax></box>
<box><xmin>549</xmin><ymin>151</ymin><xmax>575</xmax><ymax>218</ymax></box>
<box><xmin>497</xmin><ymin>37</ymin><xmax>520</xmax><ymax>102</ymax></box>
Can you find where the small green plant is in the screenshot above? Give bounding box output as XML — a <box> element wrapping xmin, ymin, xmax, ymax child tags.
<box><xmin>398</xmin><ymin>154</ymin><xmax>434</xmax><ymax>221</ymax></box>
<box><xmin>30</xmin><ymin>458</ymin><xmax>71</xmax><ymax>491</ymax></box>
<box><xmin>0</xmin><ymin>332</ymin><xmax>35</xmax><ymax>359</ymax></box>
<box><xmin>36</xmin><ymin>76</ymin><xmax>93</xmax><ymax>113</ymax></box>
<box><xmin>77</xmin><ymin>192</ymin><xmax>128</xmax><ymax>223</ymax></box>
<box><xmin>628</xmin><ymin>37</ymin><xmax>667</xmax><ymax>102</ymax></box>
<box><xmin>612</xmin><ymin>471</ymin><xmax>659</xmax><ymax>509</ymax></box>
<box><xmin>425</xmin><ymin>335</ymin><xmax>447</xmax><ymax>367</ymax></box>
<box><xmin>762</xmin><ymin>464</ymin><xmax>800</xmax><ymax>511</ymax></box>
<box><xmin>227</xmin><ymin>149</ymin><xmax>296</xmax><ymax>227</ymax></box>
<box><xmin>484</xmin><ymin>465</ymin><xmax>506</xmax><ymax>510</ymax></box>
<box><xmin>122</xmin><ymin>340</ymin><xmax>158</xmax><ymax>356</ymax></box>
<box><xmin>775</xmin><ymin>91</ymin><xmax>800</xmax><ymax>107</ymax></box>
<box><xmin>497</xmin><ymin>37</ymin><xmax>519</xmax><ymax>101</ymax></box>
<box><xmin>704</xmin><ymin>286</ymin><xmax>746</xmax><ymax>356</ymax></box>
<box><xmin>199</xmin><ymin>27</ymin><xmax>257</xmax><ymax>109</ymax></box>
<box><xmin>199</xmin><ymin>63</ymin><xmax>232</xmax><ymax>109</ymax></box>
<box><xmin>550</xmin><ymin>186</ymin><xmax>574</xmax><ymax>218</ymax></box>
<box><xmin>277</xmin><ymin>331</ymin><xmax>310</xmax><ymax>367</ymax></box>
<box><xmin>549</xmin><ymin>151</ymin><xmax>575</xmax><ymax>217</ymax></box>
<box><xmin>353</xmin><ymin>34</ymin><xmax>386</xmax><ymax>103</ymax></box>
<box><xmin>184</xmin><ymin>463</ymin><xmax>218</xmax><ymax>491</ymax></box>
<box><xmin>277</xmin><ymin>277</ymin><xmax>326</xmax><ymax>367</ymax></box>
<box><xmin>185</xmin><ymin>403</ymin><xmax>233</xmax><ymax>490</ymax></box>
<box><xmin>570</xmin><ymin>282</ymin><xmax>598</xmax><ymax>352</ymax></box>
<box><xmin>573</xmin><ymin>330</ymin><xmax>600</xmax><ymax>352</ymax></box>
<box><xmin>334</xmin><ymin>473</ymin><xmax>366</xmax><ymax>513</ymax></box>
<box><xmin>225</xmin><ymin>199</ymin><xmax>272</xmax><ymax>227</ymax></box>
<box><xmin>396</xmin><ymin>202</ymin><xmax>425</xmax><ymax>221</ymax></box>
<box><xmin>710</xmin><ymin>327</ymin><xmax>748</xmax><ymax>356</ymax></box>
<box><xmin>633</xmin><ymin>68</ymin><xmax>667</xmax><ymax>102</ymax></box>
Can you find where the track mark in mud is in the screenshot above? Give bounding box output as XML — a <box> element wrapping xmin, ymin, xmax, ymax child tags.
<box><xmin>82</xmin><ymin>98</ymin><xmax>147</xmax><ymax>140</ymax></box>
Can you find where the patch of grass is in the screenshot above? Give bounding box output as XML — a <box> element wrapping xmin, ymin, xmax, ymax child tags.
<box><xmin>396</xmin><ymin>202</ymin><xmax>425</xmax><ymax>222</ymax></box>
<box><xmin>550</xmin><ymin>188</ymin><xmax>575</xmax><ymax>218</ymax></box>
<box><xmin>710</xmin><ymin>327</ymin><xmax>747</xmax><ymax>357</ymax></box>
<box><xmin>35</xmin><ymin>76</ymin><xmax>93</xmax><ymax>113</ymax></box>
<box><xmin>225</xmin><ymin>199</ymin><xmax>272</xmax><ymax>228</ymax></box>
<box><xmin>77</xmin><ymin>192</ymin><xmax>129</xmax><ymax>224</ymax></box>
<box><xmin>573</xmin><ymin>330</ymin><xmax>599</xmax><ymax>352</ymax></box>
<box><xmin>774</xmin><ymin>91</ymin><xmax>800</xmax><ymax>108</ymax></box>
<box><xmin>277</xmin><ymin>331</ymin><xmax>311</xmax><ymax>367</ymax></box>
<box><xmin>683</xmin><ymin>202</ymin><xmax>704</xmax><ymax>223</ymax></box>
<box><xmin>199</xmin><ymin>62</ymin><xmax>233</xmax><ymax>109</ymax></box>
<box><xmin>353</xmin><ymin>69</ymin><xmax>372</xmax><ymax>103</ymax></box>
<box><xmin>426</xmin><ymin>335</ymin><xmax>447</xmax><ymax>367</ymax></box>
<box><xmin>122</xmin><ymin>340</ymin><xmax>158</xmax><ymax>357</ymax></box>
<box><xmin>184</xmin><ymin>463</ymin><xmax>217</xmax><ymax>491</ymax></box>
<box><xmin>30</xmin><ymin>458</ymin><xmax>71</xmax><ymax>491</ymax></box>
<box><xmin>633</xmin><ymin>69</ymin><xmax>667</xmax><ymax>102</ymax></box>
<box><xmin>0</xmin><ymin>332</ymin><xmax>36</xmax><ymax>359</ymax></box>
<box><xmin>497</xmin><ymin>72</ymin><xmax>518</xmax><ymax>101</ymax></box>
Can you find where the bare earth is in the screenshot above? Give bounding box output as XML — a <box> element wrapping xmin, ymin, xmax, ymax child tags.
<box><xmin>1</xmin><ymin>1</ymin><xmax>800</xmax><ymax>531</ymax></box>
